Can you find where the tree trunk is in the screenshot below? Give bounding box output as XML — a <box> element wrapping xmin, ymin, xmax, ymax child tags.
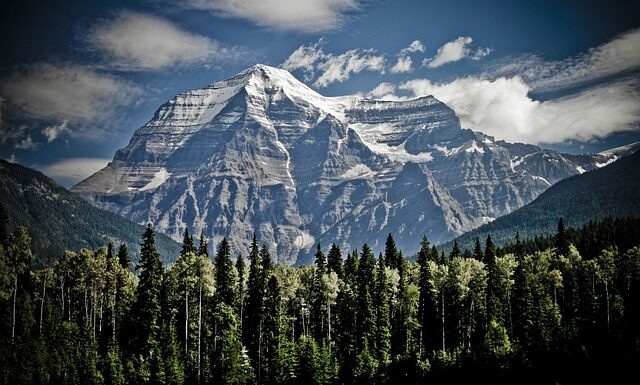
<box><xmin>67</xmin><ymin>286</ymin><xmax>71</xmax><ymax>322</ymax></box>
<box><xmin>99</xmin><ymin>292</ymin><xmax>103</xmax><ymax>333</ymax></box>
<box><xmin>185</xmin><ymin>288</ymin><xmax>189</xmax><ymax>356</ymax></box>
<box><xmin>198</xmin><ymin>283</ymin><xmax>202</xmax><ymax>383</ymax></box>
<box><xmin>605</xmin><ymin>282</ymin><xmax>610</xmax><ymax>333</ymax></box>
<box><xmin>40</xmin><ymin>270</ymin><xmax>47</xmax><ymax>336</ymax></box>
<box><xmin>327</xmin><ymin>303</ymin><xmax>332</xmax><ymax>343</ymax></box>
<box><xmin>11</xmin><ymin>274</ymin><xmax>17</xmax><ymax>345</ymax></box>
<box><xmin>507</xmin><ymin>288</ymin><xmax>513</xmax><ymax>337</ymax></box>
<box><xmin>112</xmin><ymin>281</ymin><xmax>117</xmax><ymax>343</ymax></box>
<box><xmin>84</xmin><ymin>288</ymin><xmax>88</xmax><ymax>326</ymax></box>
<box><xmin>441</xmin><ymin>290</ymin><xmax>446</xmax><ymax>351</ymax></box>
<box><xmin>258</xmin><ymin>320</ymin><xmax>263</xmax><ymax>385</ymax></box>
<box><xmin>60</xmin><ymin>279</ymin><xmax>65</xmax><ymax>314</ymax></box>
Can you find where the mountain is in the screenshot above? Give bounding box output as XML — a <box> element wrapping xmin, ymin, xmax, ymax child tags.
<box><xmin>0</xmin><ymin>160</ymin><xmax>181</xmax><ymax>263</ymax></box>
<box><xmin>72</xmin><ymin>64</ymin><xmax>616</xmax><ymax>264</ymax></box>
<box><xmin>445</xmin><ymin>147</ymin><xmax>640</xmax><ymax>250</ymax></box>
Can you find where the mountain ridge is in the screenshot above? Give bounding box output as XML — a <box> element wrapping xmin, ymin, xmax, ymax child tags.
<box><xmin>445</xmin><ymin>147</ymin><xmax>640</xmax><ymax>251</ymax></box>
<box><xmin>0</xmin><ymin>160</ymin><xmax>181</xmax><ymax>264</ymax></box>
<box><xmin>72</xmin><ymin>64</ymin><xmax>619</xmax><ymax>264</ymax></box>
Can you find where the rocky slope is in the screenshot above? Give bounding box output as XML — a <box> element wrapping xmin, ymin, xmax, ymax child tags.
<box><xmin>72</xmin><ymin>64</ymin><xmax>616</xmax><ymax>264</ymax></box>
<box><xmin>445</xmin><ymin>145</ymin><xmax>640</xmax><ymax>250</ymax></box>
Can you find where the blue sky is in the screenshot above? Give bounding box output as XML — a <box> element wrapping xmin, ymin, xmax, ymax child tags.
<box><xmin>1</xmin><ymin>0</ymin><xmax>639</xmax><ymax>187</ymax></box>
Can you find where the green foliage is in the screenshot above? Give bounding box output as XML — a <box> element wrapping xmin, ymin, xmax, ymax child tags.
<box><xmin>447</xmin><ymin>149</ymin><xmax>640</xmax><ymax>251</ymax></box>
<box><xmin>130</xmin><ymin>224</ymin><xmax>164</xmax><ymax>375</ymax></box>
<box><xmin>0</xmin><ymin>160</ymin><xmax>181</xmax><ymax>264</ymax></box>
<box><xmin>3</xmin><ymin>212</ymin><xmax>640</xmax><ymax>384</ymax></box>
<box><xmin>215</xmin><ymin>238</ymin><xmax>237</xmax><ymax>307</ymax></box>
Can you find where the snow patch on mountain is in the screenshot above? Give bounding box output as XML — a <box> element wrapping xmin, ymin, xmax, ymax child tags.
<box><xmin>139</xmin><ymin>168</ymin><xmax>171</xmax><ymax>191</ymax></box>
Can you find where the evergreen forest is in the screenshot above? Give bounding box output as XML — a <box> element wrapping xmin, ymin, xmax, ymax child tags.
<box><xmin>1</xmin><ymin>202</ymin><xmax>640</xmax><ymax>385</ymax></box>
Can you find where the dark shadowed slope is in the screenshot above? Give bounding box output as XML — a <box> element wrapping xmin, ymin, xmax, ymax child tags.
<box><xmin>0</xmin><ymin>160</ymin><xmax>181</xmax><ymax>264</ymax></box>
<box><xmin>447</xmin><ymin>149</ymin><xmax>640</xmax><ymax>250</ymax></box>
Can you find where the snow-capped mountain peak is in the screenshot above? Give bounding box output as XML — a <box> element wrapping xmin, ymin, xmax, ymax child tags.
<box><xmin>73</xmin><ymin>65</ymin><xmax>617</xmax><ymax>264</ymax></box>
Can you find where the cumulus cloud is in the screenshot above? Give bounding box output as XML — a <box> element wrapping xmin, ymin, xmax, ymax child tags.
<box><xmin>389</xmin><ymin>40</ymin><xmax>425</xmax><ymax>74</ymax></box>
<box><xmin>88</xmin><ymin>11</ymin><xmax>224</xmax><ymax>70</ymax></box>
<box><xmin>0</xmin><ymin>63</ymin><xmax>139</xmax><ymax>123</ymax></box>
<box><xmin>423</xmin><ymin>36</ymin><xmax>491</xmax><ymax>68</ymax></box>
<box><xmin>186</xmin><ymin>0</ymin><xmax>360</xmax><ymax>32</ymax></box>
<box><xmin>281</xmin><ymin>41</ymin><xmax>385</xmax><ymax>87</ymax></box>
<box><xmin>42</xmin><ymin>120</ymin><xmax>69</xmax><ymax>143</ymax></box>
<box><xmin>315</xmin><ymin>49</ymin><xmax>385</xmax><ymax>87</ymax></box>
<box><xmin>398</xmin><ymin>76</ymin><xmax>640</xmax><ymax>144</ymax></box>
<box><xmin>281</xmin><ymin>40</ymin><xmax>327</xmax><ymax>81</ymax></box>
<box><xmin>37</xmin><ymin>157</ymin><xmax>111</xmax><ymax>188</ymax></box>
<box><xmin>489</xmin><ymin>27</ymin><xmax>640</xmax><ymax>91</ymax></box>
<box><xmin>367</xmin><ymin>82</ymin><xmax>397</xmax><ymax>99</ymax></box>
<box><xmin>15</xmin><ymin>134</ymin><xmax>37</xmax><ymax>150</ymax></box>
<box><xmin>390</xmin><ymin>56</ymin><xmax>413</xmax><ymax>74</ymax></box>
<box><xmin>400</xmin><ymin>40</ymin><xmax>425</xmax><ymax>55</ymax></box>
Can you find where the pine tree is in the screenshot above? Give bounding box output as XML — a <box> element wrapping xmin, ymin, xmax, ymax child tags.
<box><xmin>345</xmin><ymin>249</ymin><xmax>359</xmax><ymax>286</ymax></box>
<box><xmin>327</xmin><ymin>243</ymin><xmax>344</xmax><ymax>279</ymax></box>
<box><xmin>197</xmin><ymin>231</ymin><xmax>208</xmax><ymax>258</ymax></box>
<box><xmin>450</xmin><ymin>240</ymin><xmax>461</xmax><ymax>260</ymax></box>
<box><xmin>131</xmin><ymin>224</ymin><xmax>164</xmax><ymax>382</ymax></box>
<box><xmin>117</xmin><ymin>243</ymin><xmax>130</xmax><ymax>270</ymax></box>
<box><xmin>215</xmin><ymin>238</ymin><xmax>236</xmax><ymax>307</ymax></box>
<box><xmin>312</xmin><ymin>244</ymin><xmax>328</xmax><ymax>342</ymax></box>
<box><xmin>555</xmin><ymin>217</ymin><xmax>571</xmax><ymax>256</ymax></box>
<box><xmin>244</xmin><ymin>234</ymin><xmax>263</xmax><ymax>366</ymax></box>
<box><xmin>159</xmin><ymin>276</ymin><xmax>185</xmax><ymax>385</ymax></box>
<box><xmin>355</xmin><ymin>244</ymin><xmax>377</xmax><ymax>381</ymax></box>
<box><xmin>336</xmin><ymin>249</ymin><xmax>358</xmax><ymax>384</ymax></box>
<box><xmin>417</xmin><ymin>236</ymin><xmax>437</xmax><ymax>354</ymax></box>
<box><xmin>473</xmin><ymin>238</ymin><xmax>483</xmax><ymax>261</ymax></box>
<box><xmin>236</xmin><ymin>254</ymin><xmax>246</xmax><ymax>330</ymax></box>
<box><xmin>485</xmin><ymin>234</ymin><xmax>507</xmax><ymax>326</ymax></box>
<box><xmin>107</xmin><ymin>242</ymin><xmax>114</xmax><ymax>260</ymax></box>
<box><xmin>181</xmin><ymin>229</ymin><xmax>196</xmax><ymax>257</ymax></box>
<box><xmin>374</xmin><ymin>253</ymin><xmax>391</xmax><ymax>373</ymax></box>
<box><xmin>212</xmin><ymin>303</ymin><xmax>255</xmax><ymax>385</ymax></box>
<box><xmin>262</xmin><ymin>275</ymin><xmax>281</xmax><ymax>385</ymax></box>
<box><xmin>384</xmin><ymin>234</ymin><xmax>400</xmax><ymax>269</ymax></box>
<box><xmin>0</xmin><ymin>202</ymin><xmax>9</xmax><ymax>248</ymax></box>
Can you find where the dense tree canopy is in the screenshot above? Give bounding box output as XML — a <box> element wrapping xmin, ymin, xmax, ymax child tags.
<box><xmin>1</xmin><ymin>218</ymin><xmax>640</xmax><ymax>384</ymax></box>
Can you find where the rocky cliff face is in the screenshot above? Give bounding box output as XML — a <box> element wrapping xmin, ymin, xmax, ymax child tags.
<box><xmin>72</xmin><ymin>64</ymin><xmax>614</xmax><ymax>264</ymax></box>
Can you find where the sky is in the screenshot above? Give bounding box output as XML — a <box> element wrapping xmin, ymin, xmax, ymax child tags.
<box><xmin>1</xmin><ymin>0</ymin><xmax>639</xmax><ymax>187</ymax></box>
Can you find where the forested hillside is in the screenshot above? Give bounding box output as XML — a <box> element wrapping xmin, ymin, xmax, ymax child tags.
<box><xmin>447</xmin><ymin>149</ymin><xmax>640</xmax><ymax>250</ymax></box>
<box><xmin>0</xmin><ymin>160</ymin><xmax>180</xmax><ymax>263</ymax></box>
<box><xmin>1</xmin><ymin>217</ymin><xmax>639</xmax><ymax>385</ymax></box>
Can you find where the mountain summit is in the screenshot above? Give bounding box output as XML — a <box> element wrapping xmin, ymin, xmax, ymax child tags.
<box><xmin>72</xmin><ymin>64</ymin><xmax>615</xmax><ymax>263</ymax></box>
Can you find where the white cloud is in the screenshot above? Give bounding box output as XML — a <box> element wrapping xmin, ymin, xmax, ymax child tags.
<box><xmin>281</xmin><ymin>41</ymin><xmax>385</xmax><ymax>87</ymax></box>
<box><xmin>390</xmin><ymin>56</ymin><xmax>413</xmax><ymax>74</ymax></box>
<box><xmin>186</xmin><ymin>0</ymin><xmax>360</xmax><ymax>32</ymax></box>
<box><xmin>42</xmin><ymin>120</ymin><xmax>69</xmax><ymax>143</ymax></box>
<box><xmin>281</xmin><ymin>40</ymin><xmax>326</xmax><ymax>81</ymax></box>
<box><xmin>399</xmin><ymin>76</ymin><xmax>640</xmax><ymax>144</ymax></box>
<box><xmin>88</xmin><ymin>11</ymin><xmax>223</xmax><ymax>70</ymax></box>
<box><xmin>15</xmin><ymin>135</ymin><xmax>37</xmax><ymax>150</ymax></box>
<box><xmin>423</xmin><ymin>36</ymin><xmax>491</xmax><ymax>68</ymax></box>
<box><xmin>38</xmin><ymin>157</ymin><xmax>111</xmax><ymax>187</ymax></box>
<box><xmin>400</xmin><ymin>40</ymin><xmax>425</xmax><ymax>55</ymax></box>
<box><xmin>0</xmin><ymin>63</ymin><xmax>139</xmax><ymax>123</ymax></box>
<box><xmin>490</xmin><ymin>27</ymin><xmax>640</xmax><ymax>91</ymax></box>
<box><xmin>367</xmin><ymin>82</ymin><xmax>397</xmax><ymax>99</ymax></box>
<box><xmin>389</xmin><ymin>40</ymin><xmax>425</xmax><ymax>74</ymax></box>
<box><xmin>314</xmin><ymin>49</ymin><xmax>385</xmax><ymax>87</ymax></box>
